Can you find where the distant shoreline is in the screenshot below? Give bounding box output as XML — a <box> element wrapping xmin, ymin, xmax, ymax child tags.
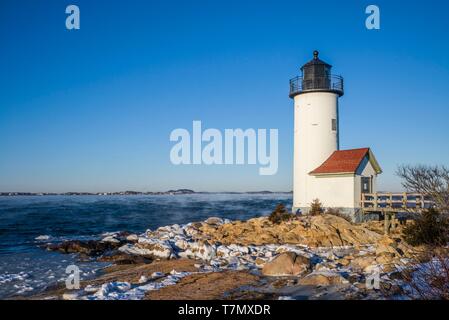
<box><xmin>0</xmin><ymin>190</ymin><xmax>293</xmax><ymax>197</ymax></box>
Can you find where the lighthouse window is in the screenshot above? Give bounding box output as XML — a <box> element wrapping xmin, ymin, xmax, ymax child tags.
<box><xmin>331</xmin><ymin>119</ymin><xmax>337</xmax><ymax>131</ymax></box>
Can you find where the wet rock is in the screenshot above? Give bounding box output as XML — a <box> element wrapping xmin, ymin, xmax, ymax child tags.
<box><xmin>262</xmin><ymin>252</ymin><xmax>311</xmax><ymax>276</ymax></box>
<box><xmin>97</xmin><ymin>252</ymin><xmax>151</xmax><ymax>265</ymax></box>
<box><xmin>45</xmin><ymin>240</ymin><xmax>122</xmax><ymax>256</ymax></box>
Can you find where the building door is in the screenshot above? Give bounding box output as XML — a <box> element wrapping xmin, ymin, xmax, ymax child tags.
<box><xmin>361</xmin><ymin>177</ymin><xmax>372</xmax><ymax>194</ymax></box>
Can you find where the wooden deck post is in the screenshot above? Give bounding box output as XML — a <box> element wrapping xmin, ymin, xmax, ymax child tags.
<box><xmin>403</xmin><ymin>192</ymin><xmax>407</xmax><ymax>210</ymax></box>
<box><xmin>384</xmin><ymin>211</ymin><xmax>392</xmax><ymax>234</ymax></box>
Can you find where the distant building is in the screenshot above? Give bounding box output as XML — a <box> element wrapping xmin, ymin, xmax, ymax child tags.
<box><xmin>289</xmin><ymin>51</ymin><xmax>382</xmax><ymax>219</ymax></box>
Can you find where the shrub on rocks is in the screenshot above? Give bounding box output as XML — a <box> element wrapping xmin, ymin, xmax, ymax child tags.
<box><xmin>403</xmin><ymin>208</ymin><xmax>449</xmax><ymax>246</ymax></box>
<box><xmin>268</xmin><ymin>204</ymin><xmax>294</xmax><ymax>224</ymax></box>
<box><xmin>309</xmin><ymin>199</ymin><xmax>324</xmax><ymax>216</ymax></box>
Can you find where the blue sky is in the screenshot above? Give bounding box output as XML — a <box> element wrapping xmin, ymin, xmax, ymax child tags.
<box><xmin>0</xmin><ymin>0</ymin><xmax>448</xmax><ymax>192</ymax></box>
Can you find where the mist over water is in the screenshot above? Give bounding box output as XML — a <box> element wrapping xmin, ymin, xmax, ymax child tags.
<box><xmin>0</xmin><ymin>193</ymin><xmax>292</xmax><ymax>298</ymax></box>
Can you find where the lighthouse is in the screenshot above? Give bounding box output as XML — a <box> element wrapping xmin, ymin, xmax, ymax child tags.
<box><xmin>290</xmin><ymin>51</ymin><xmax>382</xmax><ymax>220</ymax></box>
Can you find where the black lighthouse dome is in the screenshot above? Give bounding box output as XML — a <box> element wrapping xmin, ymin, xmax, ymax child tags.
<box><xmin>289</xmin><ymin>51</ymin><xmax>344</xmax><ymax>98</ymax></box>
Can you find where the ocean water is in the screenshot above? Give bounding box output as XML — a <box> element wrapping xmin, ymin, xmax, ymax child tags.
<box><xmin>0</xmin><ymin>193</ymin><xmax>292</xmax><ymax>299</ymax></box>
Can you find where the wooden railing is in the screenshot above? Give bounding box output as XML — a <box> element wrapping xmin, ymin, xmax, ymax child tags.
<box><xmin>361</xmin><ymin>192</ymin><xmax>433</xmax><ymax>213</ymax></box>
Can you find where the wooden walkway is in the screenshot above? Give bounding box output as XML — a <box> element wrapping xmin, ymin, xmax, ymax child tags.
<box><xmin>361</xmin><ymin>192</ymin><xmax>433</xmax><ymax>234</ymax></box>
<box><xmin>361</xmin><ymin>192</ymin><xmax>433</xmax><ymax>213</ymax></box>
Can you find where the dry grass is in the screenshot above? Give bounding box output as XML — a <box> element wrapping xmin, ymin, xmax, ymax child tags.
<box><xmin>401</xmin><ymin>248</ymin><xmax>449</xmax><ymax>300</ymax></box>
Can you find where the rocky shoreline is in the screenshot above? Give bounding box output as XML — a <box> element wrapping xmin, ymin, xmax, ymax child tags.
<box><xmin>32</xmin><ymin>214</ymin><xmax>422</xmax><ymax>300</ymax></box>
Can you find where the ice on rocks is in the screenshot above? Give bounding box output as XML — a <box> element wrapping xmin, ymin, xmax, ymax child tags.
<box><xmin>102</xmin><ymin>216</ymin><xmax>399</xmax><ymax>299</ymax></box>
<box><xmin>117</xmin><ymin>217</ymin><xmax>347</xmax><ymax>273</ymax></box>
<box><xmin>35</xmin><ymin>235</ymin><xmax>51</xmax><ymax>241</ymax></box>
<box><xmin>135</xmin><ymin>238</ymin><xmax>175</xmax><ymax>259</ymax></box>
<box><xmin>126</xmin><ymin>234</ymin><xmax>139</xmax><ymax>241</ymax></box>
<box><xmin>91</xmin><ymin>282</ymin><xmax>132</xmax><ymax>300</ymax></box>
<box><xmin>84</xmin><ymin>285</ymin><xmax>100</xmax><ymax>293</ymax></box>
<box><xmin>87</xmin><ymin>270</ymin><xmax>194</xmax><ymax>300</ymax></box>
<box><xmin>278</xmin><ymin>296</ymin><xmax>294</xmax><ymax>300</ymax></box>
<box><xmin>101</xmin><ymin>235</ymin><xmax>120</xmax><ymax>243</ymax></box>
<box><xmin>150</xmin><ymin>272</ymin><xmax>165</xmax><ymax>279</ymax></box>
<box><xmin>62</xmin><ymin>292</ymin><xmax>80</xmax><ymax>300</ymax></box>
<box><xmin>138</xmin><ymin>275</ymin><xmax>148</xmax><ymax>284</ymax></box>
<box><xmin>176</xmin><ymin>241</ymin><xmax>216</xmax><ymax>261</ymax></box>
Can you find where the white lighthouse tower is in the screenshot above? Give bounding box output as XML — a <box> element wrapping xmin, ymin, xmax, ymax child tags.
<box><xmin>290</xmin><ymin>51</ymin><xmax>382</xmax><ymax>218</ymax></box>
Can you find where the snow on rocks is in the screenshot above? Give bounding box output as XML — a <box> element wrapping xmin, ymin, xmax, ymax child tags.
<box><xmin>126</xmin><ymin>234</ymin><xmax>139</xmax><ymax>242</ymax></box>
<box><xmin>119</xmin><ymin>237</ymin><xmax>175</xmax><ymax>259</ymax></box>
<box><xmin>278</xmin><ymin>296</ymin><xmax>294</xmax><ymax>300</ymax></box>
<box><xmin>83</xmin><ymin>285</ymin><xmax>100</xmax><ymax>293</ymax></box>
<box><xmin>177</xmin><ymin>241</ymin><xmax>216</xmax><ymax>261</ymax></box>
<box><xmin>101</xmin><ymin>235</ymin><xmax>121</xmax><ymax>244</ymax></box>
<box><xmin>91</xmin><ymin>282</ymin><xmax>132</xmax><ymax>300</ymax></box>
<box><xmin>150</xmin><ymin>272</ymin><xmax>165</xmax><ymax>279</ymax></box>
<box><xmin>62</xmin><ymin>292</ymin><xmax>81</xmax><ymax>300</ymax></box>
<box><xmin>72</xmin><ymin>216</ymin><xmax>405</xmax><ymax>300</ymax></box>
<box><xmin>86</xmin><ymin>270</ymin><xmax>193</xmax><ymax>300</ymax></box>
<box><xmin>117</xmin><ymin>217</ymin><xmax>378</xmax><ymax>276</ymax></box>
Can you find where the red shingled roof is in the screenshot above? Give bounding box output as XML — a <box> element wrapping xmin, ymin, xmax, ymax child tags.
<box><xmin>309</xmin><ymin>148</ymin><xmax>381</xmax><ymax>175</ymax></box>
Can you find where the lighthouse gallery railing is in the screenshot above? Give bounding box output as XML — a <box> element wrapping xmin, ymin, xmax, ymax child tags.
<box><xmin>289</xmin><ymin>75</ymin><xmax>344</xmax><ymax>97</ymax></box>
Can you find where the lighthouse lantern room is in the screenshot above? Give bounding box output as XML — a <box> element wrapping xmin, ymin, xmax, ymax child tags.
<box><xmin>290</xmin><ymin>51</ymin><xmax>382</xmax><ymax>221</ymax></box>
